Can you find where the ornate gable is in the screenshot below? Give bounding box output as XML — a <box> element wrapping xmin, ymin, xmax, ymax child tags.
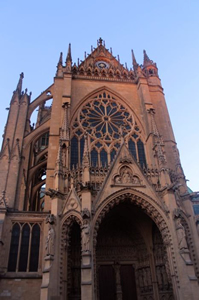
<box><xmin>72</xmin><ymin>38</ymin><xmax>135</xmax><ymax>81</ymax></box>
<box><xmin>94</xmin><ymin>143</ymin><xmax>161</xmax><ymax>209</ymax></box>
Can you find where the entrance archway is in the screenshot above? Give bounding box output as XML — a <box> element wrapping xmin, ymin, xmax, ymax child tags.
<box><xmin>95</xmin><ymin>200</ymin><xmax>174</xmax><ymax>300</ymax></box>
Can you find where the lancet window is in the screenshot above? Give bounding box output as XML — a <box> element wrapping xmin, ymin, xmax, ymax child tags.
<box><xmin>8</xmin><ymin>223</ymin><xmax>41</xmax><ymax>272</ymax></box>
<box><xmin>70</xmin><ymin>91</ymin><xmax>146</xmax><ymax>168</ymax></box>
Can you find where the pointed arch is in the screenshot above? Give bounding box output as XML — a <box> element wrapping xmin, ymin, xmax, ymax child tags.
<box><xmin>92</xmin><ymin>188</ymin><xmax>179</xmax><ymax>297</ymax></box>
<box><xmin>59</xmin><ymin>213</ymin><xmax>82</xmax><ymax>298</ymax></box>
<box><xmin>70</xmin><ymin>86</ymin><xmax>146</xmax><ymax>136</ymax></box>
<box><xmin>70</xmin><ymin>87</ymin><xmax>147</xmax><ymax>170</ymax></box>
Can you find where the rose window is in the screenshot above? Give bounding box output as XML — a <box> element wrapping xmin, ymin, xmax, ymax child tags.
<box><xmin>71</xmin><ymin>92</ymin><xmax>146</xmax><ymax>168</ymax></box>
<box><xmin>79</xmin><ymin>96</ymin><xmax>134</xmax><ymax>143</ymax></box>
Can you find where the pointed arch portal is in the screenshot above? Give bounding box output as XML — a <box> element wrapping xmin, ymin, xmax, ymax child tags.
<box><xmin>93</xmin><ymin>193</ymin><xmax>175</xmax><ymax>300</ymax></box>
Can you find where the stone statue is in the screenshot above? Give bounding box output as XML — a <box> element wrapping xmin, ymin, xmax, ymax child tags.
<box><xmin>175</xmin><ymin>218</ymin><xmax>188</xmax><ymax>250</ymax></box>
<box><xmin>45</xmin><ymin>214</ymin><xmax>56</xmax><ymax>256</ymax></box>
<box><xmin>82</xmin><ymin>222</ymin><xmax>90</xmax><ymax>252</ymax></box>
<box><xmin>45</xmin><ymin>224</ymin><xmax>55</xmax><ymax>256</ymax></box>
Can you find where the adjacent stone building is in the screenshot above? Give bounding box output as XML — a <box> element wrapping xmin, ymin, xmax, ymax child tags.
<box><xmin>0</xmin><ymin>38</ymin><xmax>199</xmax><ymax>300</ymax></box>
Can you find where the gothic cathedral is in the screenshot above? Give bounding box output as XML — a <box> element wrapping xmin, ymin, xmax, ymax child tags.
<box><xmin>0</xmin><ymin>38</ymin><xmax>199</xmax><ymax>300</ymax></box>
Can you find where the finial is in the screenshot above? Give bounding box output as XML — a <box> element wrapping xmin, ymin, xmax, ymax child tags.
<box><xmin>16</xmin><ymin>72</ymin><xmax>24</xmax><ymax>94</ymax></box>
<box><xmin>65</xmin><ymin>44</ymin><xmax>72</xmax><ymax>72</ymax></box>
<box><xmin>110</xmin><ymin>47</ymin><xmax>112</xmax><ymax>54</ymax></box>
<box><xmin>98</xmin><ymin>37</ymin><xmax>103</xmax><ymax>46</ymax></box>
<box><xmin>91</xmin><ymin>45</ymin><xmax>93</xmax><ymax>52</ymax></box>
<box><xmin>84</xmin><ymin>51</ymin><xmax>86</xmax><ymax>59</ymax></box>
<box><xmin>131</xmin><ymin>50</ymin><xmax>139</xmax><ymax>71</ymax></box>
<box><xmin>58</xmin><ymin>52</ymin><xmax>63</xmax><ymax>66</ymax></box>
<box><xmin>66</xmin><ymin>43</ymin><xmax>72</xmax><ymax>63</ymax></box>
<box><xmin>117</xmin><ymin>55</ymin><xmax>120</xmax><ymax>62</ymax></box>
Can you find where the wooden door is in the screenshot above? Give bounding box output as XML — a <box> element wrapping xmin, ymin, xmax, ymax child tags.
<box><xmin>99</xmin><ymin>265</ymin><xmax>116</xmax><ymax>300</ymax></box>
<box><xmin>120</xmin><ymin>265</ymin><xmax>137</xmax><ymax>300</ymax></box>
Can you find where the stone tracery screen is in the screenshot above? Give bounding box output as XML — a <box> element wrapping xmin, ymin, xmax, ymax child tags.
<box><xmin>71</xmin><ymin>91</ymin><xmax>146</xmax><ymax>168</ymax></box>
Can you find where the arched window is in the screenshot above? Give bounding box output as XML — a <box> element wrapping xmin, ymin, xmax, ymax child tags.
<box><xmin>137</xmin><ymin>139</ymin><xmax>146</xmax><ymax>168</ymax></box>
<box><xmin>91</xmin><ymin>149</ymin><xmax>98</xmax><ymax>167</ymax></box>
<box><xmin>7</xmin><ymin>223</ymin><xmax>20</xmax><ymax>272</ymax></box>
<box><xmin>18</xmin><ymin>224</ymin><xmax>30</xmax><ymax>271</ymax></box>
<box><xmin>100</xmin><ymin>149</ymin><xmax>108</xmax><ymax>167</ymax></box>
<box><xmin>29</xmin><ymin>224</ymin><xmax>40</xmax><ymax>272</ymax></box>
<box><xmin>8</xmin><ymin>223</ymin><xmax>40</xmax><ymax>272</ymax></box>
<box><xmin>128</xmin><ymin>139</ymin><xmax>137</xmax><ymax>160</ymax></box>
<box><xmin>71</xmin><ymin>91</ymin><xmax>147</xmax><ymax>169</ymax></box>
<box><xmin>110</xmin><ymin>149</ymin><xmax>116</xmax><ymax>162</ymax></box>
<box><xmin>71</xmin><ymin>136</ymin><xmax>78</xmax><ymax>168</ymax></box>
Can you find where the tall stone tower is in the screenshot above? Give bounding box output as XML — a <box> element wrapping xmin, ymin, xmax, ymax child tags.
<box><xmin>0</xmin><ymin>38</ymin><xmax>199</xmax><ymax>300</ymax></box>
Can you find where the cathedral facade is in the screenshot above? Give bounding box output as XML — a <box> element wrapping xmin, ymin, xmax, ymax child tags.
<box><xmin>0</xmin><ymin>38</ymin><xmax>199</xmax><ymax>300</ymax></box>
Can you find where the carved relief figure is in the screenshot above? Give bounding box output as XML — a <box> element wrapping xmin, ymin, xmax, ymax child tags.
<box><xmin>122</xmin><ymin>169</ymin><xmax>131</xmax><ymax>184</ymax></box>
<box><xmin>114</xmin><ymin>166</ymin><xmax>141</xmax><ymax>186</ymax></box>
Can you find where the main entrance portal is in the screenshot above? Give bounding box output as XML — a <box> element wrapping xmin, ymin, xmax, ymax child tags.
<box><xmin>95</xmin><ymin>201</ymin><xmax>174</xmax><ymax>300</ymax></box>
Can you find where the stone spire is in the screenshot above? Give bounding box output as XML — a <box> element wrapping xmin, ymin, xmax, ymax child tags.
<box><xmin>131</xmin><ymin>50</ymin><xmax>139</xmax><ymax>72</ymax></box>
<box><xmin>58</xmin><ymin>52</ymin><xmax>63</xmax><ymax>66</ymax></box>
<box><xmin>65</xmin><ymin>43</ymin><xmax>72</xmax><ymax>72</ymax></box>
<box><xmin>16</xmin><ymin>72</ymin><xmax>24</xmax><ymax>94</ymax></box>
<box><xmin>56</xmin><ymin>52</ymin><xmax>63</xmax><ymax>77</ymax></box>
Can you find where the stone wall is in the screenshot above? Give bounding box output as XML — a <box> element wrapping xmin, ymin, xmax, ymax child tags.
<box><xmin>0</xmin><ymin>278</ymin><xmax>41</xmax><ymax>300</ymax></box>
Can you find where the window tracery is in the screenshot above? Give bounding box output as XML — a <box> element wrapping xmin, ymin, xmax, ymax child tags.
<box><xmin>8</xmin><ymin>223</ymin><xmax>41</xmax><ymax>272</ymax></box>
<box><xmin>71</xmin><ymin>91</ymin><xmax>146</xmax><ymax>168</ymax></box>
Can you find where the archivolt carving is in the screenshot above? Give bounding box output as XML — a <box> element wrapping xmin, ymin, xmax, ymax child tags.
<box><xmin>93</xmin><ymin>193</ymin><xmax>170</xmax><ymax>247</ymax></box>
<box><xmin>59</xmin><ymin>213</ymin><xmax>82</xmax><ymax>296</ymax></box>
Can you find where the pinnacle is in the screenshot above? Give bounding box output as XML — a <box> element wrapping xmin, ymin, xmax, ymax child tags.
<box><xmin>16</xmin><ymin>72</ymin><xmax>24</xmax><ymax>94</ymax></box>
<box><xmin>66</xmin><ymin>43</ymin><xmax>72</xmax><ymax>63</ymax></box>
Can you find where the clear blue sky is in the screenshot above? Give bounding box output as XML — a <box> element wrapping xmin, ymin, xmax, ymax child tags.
<box><xmin>0</xmin><ymin>0</ymin><xmax>199</xmax><ymax>191</ymax></box>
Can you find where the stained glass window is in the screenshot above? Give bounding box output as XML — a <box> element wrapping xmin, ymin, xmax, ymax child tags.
<box><xmin>29</xmin><ymin>224</ymin><xmax>40</xmax><ymax>272</ymax></box>
<box><xmin>18</xmin><ymin>224</ymin><xmax>30</xmax><ymax>271</ymax></box>
<box><xmin>137</xmin><ymin>139</ymin><xmax>146</xmax><ymax>168</ymax></box>
<box><xmin>8</xmin><ymin>223</ymin><xmax>40</xmax><ymax>273</ymax></box>
<box><xmin>71</xmin><ymin>91</ymin><xmax>147</xmax><ymax>168</ymax></box>
<box><xmin>7</xmin><ymin>223</ymin><xmax>20</xmax><ymax>272</ymax></box>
